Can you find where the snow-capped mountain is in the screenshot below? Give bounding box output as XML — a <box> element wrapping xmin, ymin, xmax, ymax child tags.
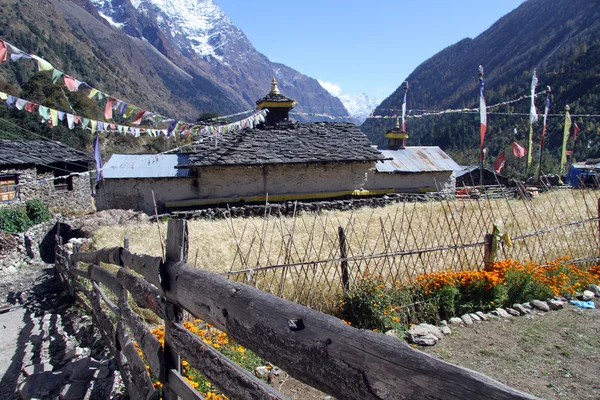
<box><xmin>339</xmin><ymin>94</ymin><xmax>380</xmax><ymax>124</ymax></box>
<box><xmin>89</xmin><ymin>0</ymin><xmax>351</xmax><ymax>118</ymax></box>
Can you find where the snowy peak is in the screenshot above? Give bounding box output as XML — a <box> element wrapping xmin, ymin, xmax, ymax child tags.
<box><xmin>92</xmin><ymin>0</ymin><xmax>252</xmax><ymax>63</ymax></box>
<box><xmin>339</xmin><ymin>93</ymin><xmax>380</xmax><ymax>123</ymax></box>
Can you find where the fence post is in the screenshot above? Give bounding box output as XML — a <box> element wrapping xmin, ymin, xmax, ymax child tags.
<box><xmin>124</xmin><ymin>235</ymin><xmax>130</xmax><ymax>251</ymax></box>
<box><xmin>338</xmin><ymin>226</ymin><xmax>349</xmax><ymax>291</ymax></box>
<box><xmin>162</xmin><ymin>219</ymin><xmax>188</xmax><ymax>400</ymax></box>
<box><xmin>483</xmin><ymin>233</ymin><xmax>494</xmax><ymax>270</ymax></box>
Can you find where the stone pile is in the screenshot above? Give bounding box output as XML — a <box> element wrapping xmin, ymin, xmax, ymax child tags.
<box><xmin>405</xmin><ymin>292</ymin><xmax>597</xmax><ymax>347</ymax></box>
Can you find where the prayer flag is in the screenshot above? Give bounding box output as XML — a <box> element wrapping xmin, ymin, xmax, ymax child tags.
<box><xmin>105</xmin><ymin>97</ymin><xmax>116</xmax><ymax>120</ymax></box>
<box><xmin>15</xmin><ymin>98</ymin><xmax>27</xmax><ymax>110</ymax></box>
<box><xmin>50</xmin><ymin>109</ymin><xmax>58</xmax><ymax>127</ymax></box>
<box><xmin>132</xmin><ymin>109</ymin><xmax>145</xmax><ymax>125</ymax></box>
<box><xmin>88</xmin><ymin>88</ymin><xmax>98</xmax><ymax>99</ymax></box>
<box><xmin>64</xmin><ymin>75</ymin><xmax>80</xmax><ymax>92</ymax></box>
<box><xmin>560</xmin><ymin>106</ymin><xmax>572</xmax><ymax>176</ymax></box>
<box><xmin>39</xmin><ymin>106</ymin><xmax>50</xmax><ymax>121</ymax></box>
<box><xmin>529</xmin><ymin>70</ymin><xmax>538</xmax><ymax>124</ymax></box>
<box><xmin>24</xmin><ymin>102</ymin><xmax>36</xmax><ymax>113</ymax></box>
<box><xmin>494</xmin><ymin>151</ymin><xmax>506</xmax><ymax>174</ymax></box>
<box><xmin>478</xmin><ymin>66</ymin><xmax>486</xmax><ymax>159</ymax></box>
<box><xmin>541</xmin><ymin>90</ymin><xmax>551</xmax><ymax>139</ymax></box>
<box><xmin>512</xmin><ymin>142</ymin><xmax>526</xmax><ymax>158</ymax></box>
<box><xmin>52</xmin><ymin>69</ymin><xmax>64</xmax><ymax>84</ymax></box>
<box><xmin>573</xmin><ymin>123</ymin><xmax>580</xmax><ymax>141</ymax></box>
<box><xmin>0</xmin><ymin>40</ymin><xmax>6</xmax><ymax>63</ymax></box>
<box><xmin>91</xmin><ymin>120</ymin><xmax>97</xmax><ymax>134</ymax></box>
<box><xmin>67</xmin><ymin>114</ymin><xmax>75</xmax><ymax>129</ymax></box>
<box><xmin>94</xmin><ymin>134</ymin><xmax>103</xmax><ymax>181</ymax></box>
<box><xmin>31</xmin><ymin>55</ymin><xmax>53</xmax><ymax>72</ymax></box>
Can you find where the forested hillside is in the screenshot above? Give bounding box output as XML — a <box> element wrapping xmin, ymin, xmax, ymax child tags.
<box><xmin>362</xmin><ymin>0</ymin><xmax>600</xmax><ymax>176</ymax></box>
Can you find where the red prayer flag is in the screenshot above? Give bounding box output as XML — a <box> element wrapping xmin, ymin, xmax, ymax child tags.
<box><xmin>494</xmin><ymin>151</ymin><xmax>506</xmax><ymax>174</ymax></box>
<box><xmin>63</xmin><ymin>75</ymin><xmax>79</xmax><ymax>92</ymax></box>
<box><xmin>565</xmin><ymin>150</ymin><xmax>573</xmax><ymax>156</ymax></box>
<box><xmin>512</xmin><ymin>142</ymin><xmax>527</xmax><ymax>159</ymax></box>
<box><xmin>24</xmin><ymin>102</ymin><xmax>37</xmax><ymax>113</ymax></box>
<box><xmin>105</xmin><ymin>97</ymin><xmax>116</xmax><ymax>120</ymax></box>
<box><xmin>131</xmin><ymin>109</ymin><xmax>146</xmax><ymax>125</ymax></box>
<box><xmin>0</xmin><ymin>40</ymin><xmax>6</xmax><ymax>63</ymax></box>
<box><xmin>573</xmin><ymin>123</ymin><xmax>580</xmax><ymax>141</ymax></box>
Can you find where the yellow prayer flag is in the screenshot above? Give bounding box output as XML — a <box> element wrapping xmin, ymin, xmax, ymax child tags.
<box><xmin>88</xmin><ymin>88</ymin><xmax>98</xmax><ymax>99</ymax></box>
<box><xmin>50</xmin><ymin>109</ymin><xmax>58</xmax><ymax>127</ymax></box>
<box><xmin>32</xmin><ymin>55</ymin><xmax>54</xmax><ymax>72</ymax></box>
<box><xmin>502</xmin><ymin>231</ymin><xmax>512</xmax><ymax>247</ymax></box>
<box><xmin>0</xmin><ymin>91</ymin><xmax>7</xmax><ymax>100</ymax></box>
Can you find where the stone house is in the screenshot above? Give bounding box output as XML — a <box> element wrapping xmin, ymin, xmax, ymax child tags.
<box><xmin>97</xmin><ymin>79</ymin><xmax>460</xmax><ymax>214</ymax></box>
<box><xmin>0</xmin><ymin>140</ymin><xmax>94</xmax><ymax>212</ymax></box>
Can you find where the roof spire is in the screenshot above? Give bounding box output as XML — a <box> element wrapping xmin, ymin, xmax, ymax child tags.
<box><xmin>270</xmin><ymin>76</ymin><xmax>280</xmax><ymax>95</ymax></box>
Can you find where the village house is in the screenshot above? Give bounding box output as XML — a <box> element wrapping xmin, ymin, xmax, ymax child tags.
<box><xmin>0</xmin><ymin>140</ymin><xmax>94</xmax><ymax>212</ymax></box>
<box><xmin>97</xmin><ymin>79</ymin><xmax>461</xmax><ymax>214</ymax></box>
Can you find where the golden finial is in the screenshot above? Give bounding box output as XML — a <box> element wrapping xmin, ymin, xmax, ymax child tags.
<box><xmin>270</xmin><ymin>76</ymin><xmax>280</xmax><ymax>95</ymax></box>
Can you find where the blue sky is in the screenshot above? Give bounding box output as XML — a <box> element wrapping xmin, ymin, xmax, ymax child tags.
<box><xmin>216</xmin><ymin>0</ymin><xmax>526</xmax><ymax>101</ymax></box>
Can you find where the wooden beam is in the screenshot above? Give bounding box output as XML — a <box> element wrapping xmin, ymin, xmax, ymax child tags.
<box><xmin>166</xmin><ymin>320</ymin><xmax>286</xmax><ymax>400</ymax></box>
<box><xmin>161</xmin><ymin>261</ymin><xmax>539</xmax><ymax>400</ymax></box>
<box><xmin>166</xmin><ymin>369</ymin><xmax>205</xmax><ymax>400</ymax></box>
<box><xmin>117</xmin><ymin>268</ymin><xmax>166</xmax><ymax>320</ymax></box>
<box><xmin>71</xmin><ymin>247</ymin><xmax>123</xmax><ymax>266</ymax></box>
<box><xmin>120</xmin><ymin>249</ymin><xmax>163</xmax><ymax>289</ymax></box>
<box><xmin>89</xmin><ymin>264</ymin><xmax>122</xmax><ymax>296</ymax></box>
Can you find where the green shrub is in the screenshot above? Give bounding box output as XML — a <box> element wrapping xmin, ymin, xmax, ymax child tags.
<box><xmin>0</xmin><ymin>199</ymin><xmax>51</xmax><ymax>233</ymax></box>
<box><xmin>0</xmin><ymin>204</ymin><xmax>32</xmax><ymax>233</ymax></box>
<box><xmin>503</xmin><ymin>268</ymin><xmax>554</xmax><ymax>305</ymax></box>
<box><xmin>25</xmin><ymin>199</ymin><xmax>51</xmax><ymax>224</ymax></box>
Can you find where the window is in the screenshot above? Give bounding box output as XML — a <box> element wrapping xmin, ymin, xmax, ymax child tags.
<box><xmin>54</xmin><ymin>175</ymin><xmax>73</xmax><ymax>192</ymax></box>
<box><xmin>0</xmin><ymin>175</ymin><xmax>18</xmax><ymax>202</ymax></box>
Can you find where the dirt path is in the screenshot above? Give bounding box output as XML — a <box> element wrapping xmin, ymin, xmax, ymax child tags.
<box><xmin>419</xmin><ymin>304</ymin><xmax>600</xmax><ymax>399</ymax></box>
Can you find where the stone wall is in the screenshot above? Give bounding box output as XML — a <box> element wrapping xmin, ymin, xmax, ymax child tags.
<box><xmin>0</xmin><ymin>166</ymin><xmax>93</xmax><ymax>213</ymax></box>
<box><xmin>95</xmin><ymin>162</ymin><xmax>457</xmax><ymax>215</ymax></box>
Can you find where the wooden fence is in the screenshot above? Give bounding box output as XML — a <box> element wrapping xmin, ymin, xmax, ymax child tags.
<box><xmin>55</xmin><ymin>219</ymin><xmax>540</xmax><ymax>399</ymax></box>
<box><xmin>223</xmin><ymin>185</ymin><xmax>600</xmax><ymax>311</ymax></box>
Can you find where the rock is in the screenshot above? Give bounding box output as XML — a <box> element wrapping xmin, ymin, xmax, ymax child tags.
<box><xmin>494</xmin><ymin>308</ymin><xmax>511</xmax><ymax>318</ymax></box>
<box><xmin>6</xmin><ymin>265</ymin><xmax>17</xmax><ymax>274</ymax></box>
<box><xmin>385</xmin><ymin>329</ymin><xmax>396</xmax><ymax>336</ymax></box>
<box><xmin>582</xmin><ymin>290</ymin><xmax>595</xmax><ymax>301</ymax></box>
<box><xmin>408</xmin><ymin>325</ymin><xmax>439</xmax><ymax>346</ymax></box>
<box><xmin>440</xmin><ymin>326</ymin><xmax>452</xmax><ymax>335</ymax></box>
<box><xmin>460</xmin><ymin>314</ymin><xmax>473</xmax><ymax>325</ymax></box>
<box><xmin>475</xmin><ymin>311</ymin><xmax>488</xmax><ymax>321</ymax></box>
<box><xmin>59</xmin><ymin>381</ymin><xmax>89</xmax><ymax>400</ymax></box>
<box><xmin>530</xmin><ymin>300</ymin><xmax>550</xmax><ymax>312</ymax></box>
<box><xmin>512</xmin><ymin>304</ymin><xmax>529</xmax><ymax>315</ymax></box>
<box><xmin>19</xmin><ymin>371</ymin><xmax>66</xmax><ymax>399</ymax></box>
<box><xmin>548</xmin><ymin>299</ymin><xmax>564</xmax><ymax>310</ymax></box>
<box><xmin>419</xmin><ymin>323</ymin><xmax>444</xmax><ymax>340</ymax></box>
<box><xmin>448</xmin><ymin>317</ymin><xmax>464</xmax><ymax>326</ymax></box>
<box><xmin>521</xmin><ymin>303</ymin><xmax>533</xmax><ymax>310</ymax></box>
<box><xmin>588</xmin><ymin>284</ymin><xmax>600</xmax><ymax>297</ymax></box>
<box><xmin>440</xmin><ymin>320</ymin><xmax>448</xmax><ymax>326</ymax></box>
<box><xmin>505</xmin><ymin>308</ymin><xmax>521</xmax><ymax>317</ymax></box>
<box><xmin>23</xmin><ymin>363</ymin><xmax>53</xmax><ymax>377</ymax></box>
<box><xmin>469</xmin><ymin>313</ymin><xmax>481</xmax><ymax>322</ymax></box>
<box><xmin>62</xmin><ymin>347</ymin><xmax>89</xmax><ymax>363</ymax></box>
<box><xmin>254</xmin><ymin>366</ymin><xmax>270</xmax><ymax>379</ymax></box>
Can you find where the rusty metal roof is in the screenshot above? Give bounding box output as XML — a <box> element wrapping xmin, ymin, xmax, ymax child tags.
<box><xmin>376</xmin><ymin>147</ymin><xmax>462</xmax><ymax>173</ymax></box>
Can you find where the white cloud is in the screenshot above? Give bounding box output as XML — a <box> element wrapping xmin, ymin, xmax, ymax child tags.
<box><xmin>318</xmin><ymin>79</ymin><xmax>342</xmax><ymax>97</ymax></box>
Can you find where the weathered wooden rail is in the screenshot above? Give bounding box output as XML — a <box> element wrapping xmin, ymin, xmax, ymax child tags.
<box><xmin>55</xmin><ymin>219</ymin><xmax>540</xmax><ymax>399</ymax></box>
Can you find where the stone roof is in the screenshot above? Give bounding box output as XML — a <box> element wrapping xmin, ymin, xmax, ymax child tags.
<box><xmin>0</xmin><ymin>140</ymin><xmax>93</xmax><ymax>167</ymax></box>
<box><xmin>184</xmin><ymin>122</ymin><xmax>386</xmax><ymax>167</ymax></box>
<box><xmin>255</xmin><ymin>92</ymin><xmax>295</xmax><ymax>105</ymax></box>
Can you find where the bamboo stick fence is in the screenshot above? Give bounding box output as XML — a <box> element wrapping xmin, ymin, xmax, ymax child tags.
<box><xmin>223</xmin><ymin>185</ymin><xmax>600</xmax><ymax>311</ymax></box>
<box><xmin>55</xmin><ymin>219</ymin><xmax>540</xmax><ymax>400</ymax></box>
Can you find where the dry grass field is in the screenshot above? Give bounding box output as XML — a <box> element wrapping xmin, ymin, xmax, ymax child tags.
<box><xmin>92</xmin><ymin>189</ymin><xmax>600</xmax><ymax>310</ymax></box>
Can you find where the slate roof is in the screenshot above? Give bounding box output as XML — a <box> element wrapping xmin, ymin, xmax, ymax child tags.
<box><xmin>0</xmin><ymin>140</ymin><xmax>93</xmax><ymax>167</ymax></box>
<box><xmin>104</xmin><ymin>154</ymin><xmax>190</xmax><ymax>178</ymax></box>
<box><xmin>376</xmin><ymin>147</ymin><xmax>462</xmax><ymax>173</ymax></box>
<box><xmin>183</xmin><ymin>122</ymin><xmax>386</xmax><ymax>167</ymax></box>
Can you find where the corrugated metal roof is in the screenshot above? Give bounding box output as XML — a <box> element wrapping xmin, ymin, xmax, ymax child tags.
<box><xmin>376</xmin><ymin>147</ymin><xmax>462</xmax><ymax>173</ymax></box>
<box><xmin>103</xmin><ymin>154</ymin><xmax>190</xmax><ymax>178</ymax></box>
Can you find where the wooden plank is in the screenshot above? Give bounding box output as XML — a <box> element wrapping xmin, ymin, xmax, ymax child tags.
<box><xmin>166</xmin><ymin>369</ymin><xmax>205</xmax><ymax>400</ymax></box>
<box><xmin>116</xmin><ymin>321</ymin><xmax>160</xmax><ymax>400</ymax></box>
<box><xmin>71</xmin><ymin>247</ymin><xmax>123</xmax><ymax>266</ymax></box>
<box><xmin>72</xmin><ymin>268</ymin><xmax>90</xmax><ymax>279</ymax></box>
<box><xmin>120</xmin><ymin>300</ymin><xmax>165</xmax><ymax>382</ymax></box>
<box><xmin>89</xmin><ymin>264</ymin><xmax>122</xmax><ymax>296</ymax></box>
<box><xmin>162</xmin><ymin>219</ymin><xmax>188</xmax><ymax>400</ymax></box>
<box><xmin>162</xmin><ymin>261</ymin><xmax>539</xmax><ymax>400</ymax></box>
<box><xmin>166</xmin><ymin>320</ymin><xmax>286</xmax><ymax>400</ymax></box>
<box><xmin>120</xmin><ymin>248</ymin><xmax>163</xmax><ymax>289</ymax></box>
<box><xmin>117</xmin><ymin>268</ymin><xmax>166</xmax><ymax>320</ymax></box>
<box><xmin>92</xmin><ymin>282</ymin><xmax>120</xmax><ymax>317</ymax></box>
